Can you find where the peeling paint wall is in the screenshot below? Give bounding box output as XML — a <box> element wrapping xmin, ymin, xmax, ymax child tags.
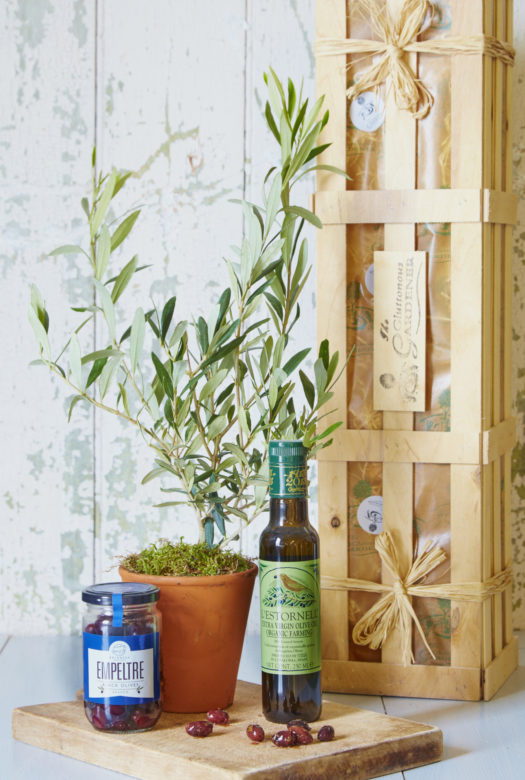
<box><xmin>0</xmin><ymin>0</ymin><xmax>316</xmax><ymax>635</ymax></box>
<box><xmin>1</xmin><ymin>0</ymin><xmax>96</xmax><ymax>635</ymax></box>
<box><xmin>0</xmin><ymin>0</ymin><xmax>524</xmax><ymax>635</ymax></box>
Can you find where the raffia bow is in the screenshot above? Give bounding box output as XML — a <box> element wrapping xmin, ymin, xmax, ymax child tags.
<box><xmin>315</xmin><ymin>0</ymin><xmax>515</xmax><ymax>119</ymax></box>
<box><xmin>321</xmin><ymin>530</ymin><xmax>512</xmax><ymax>665</ymax></box>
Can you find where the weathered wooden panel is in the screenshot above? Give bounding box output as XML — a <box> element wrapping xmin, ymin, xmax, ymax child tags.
<box><xmin>94</xmin><ymin>0</ymin><xmax>248</xmax><ymax>581</ymax></box>
<box><xmin>0</xmin><ymin>0</ymin><xmax>96</xmax><ymax>634</ymax></box>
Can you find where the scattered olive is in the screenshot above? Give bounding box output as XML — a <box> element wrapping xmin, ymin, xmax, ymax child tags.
<box><xmin>131</xmin><ymin>710</ymin><xmax>157</xmax><ymax>730</ymax></box>
<box><xmin>84</xmin><ymin>699</ymin><xmax>162</xmax><ymax>733</ymax></box>
<box><xmin>289</xmin><ymin>725</ymin><xmax>313</xmax><ymax>745</ymax></box>
<box><xmin>272</xmin><ymin>730</ymin><xmax>296</xmax><ymax>747</ymax></box>
<box><xmin>186</xmin><ymin>720</ymin><xmax>213</xmax><ymax>737</ymax></box>
<box><xmin>287</xmin><ymin>718</ymin><xmax>311</xmax><ymax>731</ymax></box>
<box><xmin>317</xmin><ymin>724</ymin><xmax>335</xmax><ymax>742</ymax></box>
<box><xmin>207</xmin><ymin>708</ymin><xmax>230</xmax><ymax>725</ymax></box>
<box><xmin>246</xmin><ymin>723</ymin><xmax>265</xmax><ymax>742</ymax></box>
<box><xmin>90</xmin><ymin>706</ymin><xmax>107</xmax><ymax>731</ymax></box>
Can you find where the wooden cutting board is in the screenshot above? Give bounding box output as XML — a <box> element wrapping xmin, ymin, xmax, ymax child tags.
<box><xmin>12</xmin><ymin>680</ymin><xmax>442</xmax><ymax>779</ymax></box>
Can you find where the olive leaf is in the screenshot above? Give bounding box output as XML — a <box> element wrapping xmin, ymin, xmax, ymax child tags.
<box><xmin>28</xmin><ymin>306</ymin><xmax>51</xmax><ymax>360</ymax></box>
<box><xmin>130</xmin><ymin>308</ymin><xmax>145</xmax><ymax>374</ymax></box>
<box><xmin>48</xmin><ymin>245</ymin><xmax>85</xmax><ymax>257</ymax></box>
<box><xmin>112</xmin><ymin>256</ymin><xmax>138</xmax><ymax>303</ymax></box>
<box><xmin>95</xmin><ymin>224</ymin><xmax>111</xmax><ymax>280</ymax></box>
<box><xmin>111</xmin><ymin>210</ymin><xmax>140</xmax><ymax>252</ymax></box>
<box><xmin>99</xmin><ymin>354</ymin><xmax>122</xmax><ymax>400</ymax></box>
<box><xmin>91</xmin><ymin>169</ymin><xmax>117</xmax><ymax>236</ymax></box>
<box><xmin>95</xmin><ymin>280</ymin><xmax>116</xmax><ymax>341</ymax></box>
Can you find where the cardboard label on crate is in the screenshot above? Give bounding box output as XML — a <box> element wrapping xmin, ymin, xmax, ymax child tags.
<box><xmin>373</xmin><ymin>251</ymin><xmax>426</xmax><ymax>411</ymax></box>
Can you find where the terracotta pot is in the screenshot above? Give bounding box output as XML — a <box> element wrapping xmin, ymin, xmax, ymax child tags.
<box><xmin>119</xmin><ymin>562</ymin><xmax>258</xmax><ymax>713</ymax></box>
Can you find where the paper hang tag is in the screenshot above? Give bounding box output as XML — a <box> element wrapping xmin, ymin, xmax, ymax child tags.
<box><xmin>373</xmin><ymin>250</ymin><xmax>427</xmax><ymax>412</ymax></box>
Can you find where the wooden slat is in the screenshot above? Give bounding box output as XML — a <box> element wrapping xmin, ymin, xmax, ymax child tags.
<box><xmin>502</xmin><ymin>0</ymin><xmax>514</xmax><ymax>647</ymax></box>
<box><xmin>316</xmin><ymin>0</ymin><xmax>348</xmax><ymax>662</ymax></box>
<box><xmin>492</xmin><ymin>0</ymin><xmax>505</xmax><ymax>660</ymax></box>
<box><xmin>381</xmin><ymin>0</ymin><xmax>416</xmax><ymax>665</ymax></box>
<box><xmin>318</xmin><ymin>430</ymin><xmax>477</xmax><ymax>464</ymax></box>
<box><xmin>480</xmin><ymin>0</ymin><xmax>495</xmax><ymax>674</ymax></box>
<box><xmin>483</xmin><ymin>190</ymin><xmax>519</xmax><ymax>224</ymax></box>
<box><xmin>482</xmin><ymin>635</ymin><xmax>519</xmax><ymax>700</ymax></box>
<box><xmin>313</xmin><ymin>189</ymin><xmax>518</xmax><ymax>225</ymax></box>
<box><xmin>450</xmin><ymin>0</ymin><xmax>485</xmax><ymax>673</ymax></box>
<box><xmin>323</xmin><ymin>660</ymin><xmax>483</xmax><ymax>701</ymax></box>
<box><xmin>324</xmin><ymin>639</ymin><xmax>518</xmax><ymax>700</ymax></box>
<box><xmin>315</xmin><ymin>418</ymin><xmax>516</xmax><ymax>465</ymax></box>
<box><xmin>482</xmin><ymin>417</ymin><xmax>517</xmax><ymax>463</ymax></box>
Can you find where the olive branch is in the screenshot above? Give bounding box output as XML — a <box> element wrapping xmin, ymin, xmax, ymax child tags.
<box><xmin>29</xmin><ymin>71</ymin><xmax>347</xmax><ymax>546</ymax></box>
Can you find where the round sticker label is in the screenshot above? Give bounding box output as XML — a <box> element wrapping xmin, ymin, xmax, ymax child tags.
<box><xmin>364</xmin><ymin>263</ymin><xmax>374</xmax><ymax>295</ymax></box>
<box><xmin>350</xmin><ymin>91</ymin><xmax>385</xmax><ymax>133</ymax></box>
<box><xmin>357</xmin><ymin>495</ymin><xmax>383</xmax><ymax>535</ymax></box>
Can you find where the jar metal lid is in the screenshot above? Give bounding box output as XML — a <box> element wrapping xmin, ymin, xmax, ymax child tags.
<box><xmin>82</xmin><ymin>582</ymin><xmax>159</xmax><ymax>605</ymax></box>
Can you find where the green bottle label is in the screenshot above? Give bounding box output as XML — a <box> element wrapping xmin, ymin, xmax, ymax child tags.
<box><xmin>269</xmin><ymin>464</ymin><xmax>308</xmax><ymax>498</ymax></box>
<box><xmin>259</xmin><ymin>559</ymin><xmax>321</xmax><ymax>675</ymax></box>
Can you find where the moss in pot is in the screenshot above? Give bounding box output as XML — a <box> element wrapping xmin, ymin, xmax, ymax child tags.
<box><xmin>29</xmin><ymin>72</ymin><xmax>345</xmax><ymax>711</ymax></box>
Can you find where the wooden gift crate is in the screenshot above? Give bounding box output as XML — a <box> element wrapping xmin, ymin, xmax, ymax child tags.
<box><xmin>315</xmin><ymin>0</ymin><xmax>518</xmax><ymax>701</ymax></box>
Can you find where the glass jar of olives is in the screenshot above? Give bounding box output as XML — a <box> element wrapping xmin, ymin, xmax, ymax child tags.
<box><xmin>82</xmin><ymin>582</ymin><xmax>162</xmax><ymax>732</ymax></box>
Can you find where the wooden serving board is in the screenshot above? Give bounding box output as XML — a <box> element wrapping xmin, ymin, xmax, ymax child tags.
<box><xmin>12</xmin><ymin>681</ymin><xmax>442</xmax><ymax>779</ymax></box>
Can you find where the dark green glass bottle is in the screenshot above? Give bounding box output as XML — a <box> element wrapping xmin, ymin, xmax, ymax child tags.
<box><xmin>259</xmin><ymin>440</ymin><xmax>321</xmax><ymax>723</ymax></box>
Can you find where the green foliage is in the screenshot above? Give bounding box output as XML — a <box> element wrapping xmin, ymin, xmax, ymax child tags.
<box><xmin>120</xmin><ymin>540</ymin><xmax>252</xmax><ymax>576</ymax></box>
<box><xmin>29</xmin><ymin>72</ymin><xmax>344</xmax><ymax>546</ymax></box>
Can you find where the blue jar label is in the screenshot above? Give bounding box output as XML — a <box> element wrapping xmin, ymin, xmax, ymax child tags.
<box><xmin>83</xmin><ymin>632</ymin><xmax>160</xmax><ymax>704</ymax></box>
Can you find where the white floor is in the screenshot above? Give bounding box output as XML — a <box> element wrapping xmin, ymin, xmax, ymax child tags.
<box><xmin>1</xmin><ymin>632</ymin><xmax>524</xmax><ymax>779</ymax></box>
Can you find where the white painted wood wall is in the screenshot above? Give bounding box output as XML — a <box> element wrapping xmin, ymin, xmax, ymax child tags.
<box><xmin>1</xmin><ymin>0</ymin><xmax>524</xmax><ymax>635</ymax></box>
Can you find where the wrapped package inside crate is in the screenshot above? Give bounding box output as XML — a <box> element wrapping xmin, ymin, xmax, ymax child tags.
<box><xmin>315</xmin><ymin>0</ymin><xmax>518</xmax><ymax>700</ymax></box>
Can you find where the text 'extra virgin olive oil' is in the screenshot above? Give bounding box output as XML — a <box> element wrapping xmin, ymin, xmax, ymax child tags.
<box><xmin>259</xmin><ymin>440</ymin><xmax>321</xmax><ymax>723</ymax></box>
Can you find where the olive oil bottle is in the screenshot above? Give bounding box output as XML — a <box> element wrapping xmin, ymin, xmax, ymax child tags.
<box><xmin>259</xmin><ymin>440</ymin><xmax>321</xmax><ymax>723</ymax></box>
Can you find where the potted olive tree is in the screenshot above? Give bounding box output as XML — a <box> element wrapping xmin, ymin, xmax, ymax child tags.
<box><xmin>29</xmin><ymin>72</ymin><xmax>343</xmax><ymax>712</ymax></box>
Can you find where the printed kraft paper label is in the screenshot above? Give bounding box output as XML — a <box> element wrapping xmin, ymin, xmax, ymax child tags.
<box><xmin>259</xmin><ymin>559</ymin><xmax>321</xmax><ymax>675</ymax></box>
<box><xmin>373</xmin><ymin>250</ymin><xmax>427</xmax><ymax>412</ymax></box>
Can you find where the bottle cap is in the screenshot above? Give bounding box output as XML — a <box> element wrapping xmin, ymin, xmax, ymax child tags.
<box><xmin>268</xmin><ymin>440</ymin><xmax>307</xmax><ymax>465</ymax></box>
<box><xmin>269</xmin><ymin>440</ymin><xmax>308</xmax><ymax>498</ymax></box>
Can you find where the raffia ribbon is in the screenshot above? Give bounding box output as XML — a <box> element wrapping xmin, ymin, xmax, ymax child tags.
<box><xmin>321</xmin><ymin>531</ymin><xmax>512</xmax><ymax>665</ymax></box>
<box><xmin>315</xmin><ymin>0</ymin><xmax>515</xmax><ymax>119</ymax></box>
